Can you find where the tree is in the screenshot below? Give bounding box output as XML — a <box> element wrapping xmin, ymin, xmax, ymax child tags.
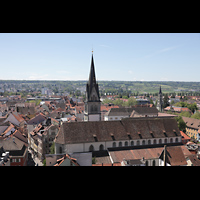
<box><xmin>126</xmin><ymin>97</ymin><xmax>137</xmax><ymax>107</ymax></box>
<box><xmin>179</xmin><ymin>111</ymin><xmax>191</xmax><ymax>118</ymax></box>
<box><xmin>175</xmin><ymin>116</ymin><xmax>186</xmax><ymax>132</ymax></box>
<box><xmin>163</xmin><ymin>94</ymin><xmax>169</xmax><ymax>108</ymax></box>
<box><xmin>191</xmin><ymin>111</ymin><xmax>200</xmax><ymax>120</ymax></box>
<box><xmin>187</xmin><ymin>103</ymin><xmax>198</xmax><ymax>113</ymax></box>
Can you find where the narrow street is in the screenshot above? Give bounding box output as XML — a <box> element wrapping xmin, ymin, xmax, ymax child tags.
<box><xmin>27</xmin><ymin>148</ymin><xmax>43</xmax><ymax>166</ymax></box>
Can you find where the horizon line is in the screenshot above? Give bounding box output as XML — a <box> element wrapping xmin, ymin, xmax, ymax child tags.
<box><xmin>0</xmin><ymin>79</ymin><xmax>200</xmax><ymax>82</ymax></box>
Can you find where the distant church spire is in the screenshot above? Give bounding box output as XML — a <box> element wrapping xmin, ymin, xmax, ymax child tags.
<box><xmin>159</xmin><ymin>85</ymin><xmax>162</xmax><ymax>94</ymax></box>
<box><xmin>157</xmin><ymin>85</ymin><xmax>163</xmax><ymax>112</ymax></box>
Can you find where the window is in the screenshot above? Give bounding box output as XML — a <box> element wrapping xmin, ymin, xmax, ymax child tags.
<box><xmin>91</xmin><ymin>105</ymin><xmax>94</xmax><ymax>112</ymax></box>
<box><xmin>153</xmin><ymin>160</ymin><xmax>156</xmax><ymax>166</ymax></box>
<box><xmin>148</xmin><ymin>140</ymin><xmax>151</xmax><ymax>145</ymax></box>
<box><xmin>137</xmin><ymin>140</ymin><xmax>140</xmax><ymax>146</ymax></box>
<box><xmin>153</xmin><ymin>139</ymin><xmax>157</xmax><ymax>144</ymax></box>
<box><xmin>125</xmin><ymin>141</ymin><xmax>128</xmax><ymax>146</ymax></box>
<box><xmin>145</xmin><ymin>160</ymin><xmax>148</xmax><ymax>166</ymax></box>
<box><xmin>99</xmin><ymin>144</ymin><xmax>104</xmax><ymax>151</ymax></box>
<box><xmin>159</xmin><ymin>139</ymin><xmax>162</xmax><ymax>144</ymax></box>
<box><xmin>175</xmin><ymin>138</ymin><xmax>178</xmax><ymax>143</ymax></box>
<box><xmin>113</xmin><ymin>142</ymin><xmax>116</xmax><ymax>147</ymax></box>
<box><xmin>119</xmin><ymin>142</ymin><xmax>122</xmax><ymax>147</ymax></box>
<box><xmin>170</xmin><ymin>138</ymin><xmax>173</xmax><ymax>143</ymax></box>
<box><xmin>142</xmin><ymin>140</ymin><xmax>145</xmax><ymax>145</ymax></box>
<box><xmin>89</xmin><ymin>145</ymin><xmax>94</xmax><ymax>152</ymax></box>
<box><xmin>131</xmin><ymin>141</ymin><xmax>134</xmax><ymax>146</ymax></box>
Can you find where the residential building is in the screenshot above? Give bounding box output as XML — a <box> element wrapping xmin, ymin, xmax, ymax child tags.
<box><xmin>101</xmin><ymin>104</ymin><xmax>119</xmax><ymax>121</ymax></box>
<box><xmin>121</xmin><ymin>158</ymin><xmax>145</xmax><ymax>166</ymax></box>
<box><xmin>104</xmin><ymin>106</ymin><xmax>158</xmax><ymax>121</ymax></box>
<box><xmin>54</xmin><ymin>117</ymin><xmax>182</xmax><ymax>155</ymax></box>
<box><xmin>4</xmin><ymin>111</ymin><xmax>26</xmax><ymax>129</ymax></box>
<box><xmin>84</xmin><ymin>53</ymin><xmax>101</xmax><ymax>122</ymax></box>
<box><xmin>180</xmin><ymin>131</ymin><xmax>191</xmax><ymax>144</ymax></box>
<box><xmin>186</xmin><ymin>154</ymin><xmax>200</xmax><ymax>166</ymax></box>
<box><xmin>53</xmin><ymin>154</ymin><xmax>80</xmax><ymax>166</ymax></box>
<box><xmin>45</xmin><ymin>152</ymin><xmax>92</xmax><ymax>166</ymax></box>
<box><xmin>136</xmin><ymin>99</ymin><xmax>150</xmax><ymax>105</ymax></box>
<box><xmin>130</xmin><ymin>107</ymin><xmax>158</xmax><ymax>118</ymax></box>
<box><xmin>29</xmin><ymin>118</ymin><xmax>59</xmax><ymax>161</ymax></box>
<box><xmin>0</xmin><ymin>136</ymin><xmax>28</xmax><ymax>166</ymax></box>
<box><xmin>159</xmin><ymin>145</ymin><xmax>187</xmax><ymax>166</ymax></box>
<box><xmin>182</xmin><ymin>117</ymin><xmax>200</xmax><ymax>141</ymax></box>
<box><xmin>164</xmin><ymin>106</ymin><xmax>191</xmax><ymax>113</ymax></box>
<box><xmin>107</xmin><ymin>145</ymin><xmax>188</xmax><ymax>166</ymax></box>
<box><xmin>104</xmin><ymin>107</ymin><xmax>133</xmax><ymax>121</ymax></box>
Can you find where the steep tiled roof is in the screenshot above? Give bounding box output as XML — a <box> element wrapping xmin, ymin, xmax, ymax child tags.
<box><xmin>159</xmin><ymin>146</ymin><xmax>187</xmax><ymax>166</ymax></box>
<box><xmin>55</xmin><ymin>117</ymin><xmax>180</xmax><ymax>144</ymax></box>
<box><xmin>182</xmin><ymin>117</ymin><xmax>200</xmax><ymax>130</ymax></box>
<box><xmin>27</xmin><ymin>113</ymin><xmax>46</xmax><ymax>125</ymax></box>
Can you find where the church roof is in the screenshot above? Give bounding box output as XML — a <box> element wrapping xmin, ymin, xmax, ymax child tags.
<box><xmin>55</xmin><ymin>117</ymin><xmax>181</xmax><ymax>144</ymax></box>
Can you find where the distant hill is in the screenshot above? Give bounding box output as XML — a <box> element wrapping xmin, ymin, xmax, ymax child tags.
<box><xmin>1</xmin><ymin>80</ymin><xmax>200</xmax><ymax>95</ymax></box>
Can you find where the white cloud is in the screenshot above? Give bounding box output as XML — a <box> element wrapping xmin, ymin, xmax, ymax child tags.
<box><xmin>144</xmin><ymin>45</ymin><xmax>182</xmax><ymax>59</ymax></box>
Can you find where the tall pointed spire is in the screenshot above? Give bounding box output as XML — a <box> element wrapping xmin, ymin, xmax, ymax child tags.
<box><xmin>159</xmin><ymin>85</ymin><xmax>162</xmax><ymax>94</ymax></box>
<box><xmin>84</xmin><ymin>52</ymin><xmax>101</xmax><ymax>122</ymax></box>
<box><xmin>88</xmin><ymin>53</ymin><xmax>96</xmax><ymax>87</ymax></box>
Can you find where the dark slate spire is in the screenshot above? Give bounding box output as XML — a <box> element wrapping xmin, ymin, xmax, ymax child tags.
<box><xmin>86</xmin><ymin>53</ymin><xmax>100</xmax><ymax>101</ymax></box>
<box><xmin>159</xmin><ymin>85</ymin><xmax>162</xmax><ymax>94</ymax></box>
<box><xmin>88</xmin><ymin>54</ymin><xmax>97</xmax><ymax>88</ymax></box>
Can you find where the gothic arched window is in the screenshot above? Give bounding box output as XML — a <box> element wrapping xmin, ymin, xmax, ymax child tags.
<box><xmin>89</xmin><ymin>145</ymin><xmax>94</xmax><ymax>152</ymax></box>
<box><xmin>99</xmin><ymin>144</ymin><xmax>104</xmax><ymax>151</ymax></box>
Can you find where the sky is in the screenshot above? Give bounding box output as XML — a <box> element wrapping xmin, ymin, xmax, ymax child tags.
<box><xmin>0</xmin><ymin>33</ymin><xmax>199</xmax><ymax>82</ymax></box>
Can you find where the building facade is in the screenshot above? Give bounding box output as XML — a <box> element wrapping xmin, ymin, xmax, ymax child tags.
<box><xmin>55</xmin><ymin>117</ymin><xmax>182</xmax><ymax>154</ymax></box>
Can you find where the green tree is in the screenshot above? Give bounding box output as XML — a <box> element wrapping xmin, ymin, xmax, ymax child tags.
<box><xmin>187</xmin><ymin>103</ymin><xmax>198</xmax><ymax>113</ymax></box>
<box><xmin>179</xmin><ymin>111</ymin><xmax>191</xmax><ymax>118</ymax></box>
<box><xmin>163</xmin><ymin>94</ymin><xmax>169</xmax><ymax>108</ymax></box>
<box><xmin>191</xmin><ymin>111</ymin><xmax>200</xmax><ymax>120</ymax></box>
<box><xmin>126</xmin><ymin>97</ymin><xmax>137</xmax><ymax>107</ymax></box>
<box><xmin>175</xmin><ymin>116</ymin><xmax>186</xmax><ymax>132</ymax></box>
<box><xmin>113</xmin><ymin>99</ymin><xmax>123</xmax><ymax>106</ymax></box>
<box><xmin>43</xmin><ymin>159</ymin><xmax>46</xmax><ymax>166</ymax></box>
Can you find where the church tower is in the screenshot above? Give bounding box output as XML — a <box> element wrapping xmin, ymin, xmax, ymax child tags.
<box><xmin>156</xmin><ymin>86</ymin><xmax>163</xmax><ymax>112</ymax></box>
<box><xmin>84</xmin><ymin>52</ymin><xmax>101</xmax><ymax>121</ymax></box>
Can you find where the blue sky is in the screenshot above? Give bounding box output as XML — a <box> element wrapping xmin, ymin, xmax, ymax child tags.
<box><xmin>0</xmin><ymin>33</ymin><xmax>199</xmax><ymax>81</ymax></box>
